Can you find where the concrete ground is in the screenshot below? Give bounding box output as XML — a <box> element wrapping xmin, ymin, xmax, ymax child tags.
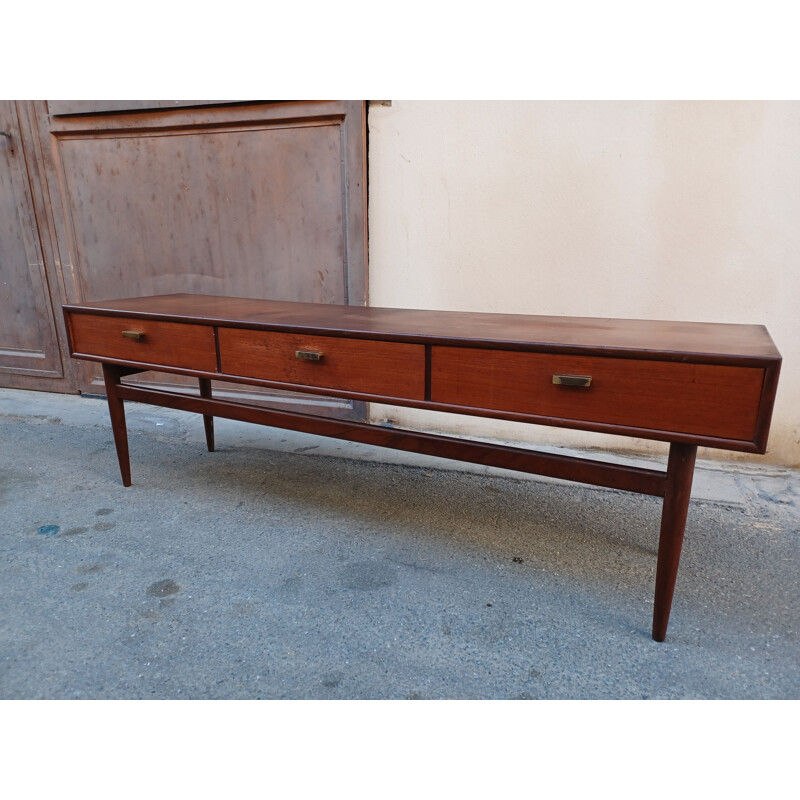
<box><xmin>1</xmin><ymin>387</ymin><xmax>798</xmax><ymax>700</ymax></box>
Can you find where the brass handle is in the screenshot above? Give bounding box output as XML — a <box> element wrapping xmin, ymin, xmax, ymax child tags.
<box><xmin>553</xmin><ymin>374</ymin><xmax>592</xmax><ymax>387</ymax></box>
<box><xmin>121</xmin><ymin>330</ymin><xmax>146</xmax><ymax>342</ymax></box>
<box><xmin>295</xmin><ymin>349</ymin><xmax>323</xmax><ymax>362</ymax></box>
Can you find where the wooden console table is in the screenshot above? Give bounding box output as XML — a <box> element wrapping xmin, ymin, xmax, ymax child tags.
<box><xmin>63</xmin><ymin>294</ymin><xmax>781</xmax><ymax>641</ymax></box>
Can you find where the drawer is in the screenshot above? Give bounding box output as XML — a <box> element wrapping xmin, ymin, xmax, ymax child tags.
<box><xmin>430</xmin><ymin>347</ymin><xmax>765</xmax><ymax>441</ymax></box>
<box><xmin>68</xmin><ymin>312</ymin><xmax>218</xmax><ymax>372</ymax></box>
<box><xmin>218</xmin><ymin>328</ymin><xmax>426</xmax><ymax>400</ymax></box>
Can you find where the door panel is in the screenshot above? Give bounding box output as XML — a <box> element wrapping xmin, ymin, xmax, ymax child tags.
<box><xmin>57</xmin><ymin>122</ymin><xmax>350</xmax><ymax>303</ymax></box>
<box><xmin>0</xmin><ymin>101</ymin><xmax>65</xmax><ymax>386</ymax></box>
<box><xmin>39</xmin><ymin>101</ymin><xmax>367</xmax><ymax>416</ymax></box>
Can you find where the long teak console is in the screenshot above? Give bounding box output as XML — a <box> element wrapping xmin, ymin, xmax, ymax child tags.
<box><xmin>63</xmin><ymin>294</ymin><xmax>782</xmax><ymax>641</ymax></box>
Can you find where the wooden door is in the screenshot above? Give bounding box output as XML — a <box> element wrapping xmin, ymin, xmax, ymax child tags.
<box><xmin>0</xmin><ymin>101</ymin><xmax>69</xmax><ymax>391</ymax></box>
<box><xmin>36</xmin><ymin>100</ymin><xmax>368</xmax><ymax>417</ymax></box>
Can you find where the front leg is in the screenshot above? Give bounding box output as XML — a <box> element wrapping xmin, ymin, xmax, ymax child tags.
<box><xmin>101</xmin><ymin>363</ymin><xmax>132</xmax><ymax>486</ymax></box>
<box><xmin>652</xmin><ymin>442</ymin><xmax>697</xmax><ymax>641</ymax></box>
<box><xmin>198</xmin><ymin>377</ymin><xmax>215</xmax><ymax>452</ymax></box>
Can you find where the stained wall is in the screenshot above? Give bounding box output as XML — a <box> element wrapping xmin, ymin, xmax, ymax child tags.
<box><xmin>367</xmin><ymin>101</ymin><xmax>800</xmax><ymax>466</ymax></box>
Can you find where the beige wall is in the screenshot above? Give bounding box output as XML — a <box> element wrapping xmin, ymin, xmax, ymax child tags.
<box><xmin>367</xmin><ymin>101</ymin><xmax>800</xmax><ymax>467</ymax></box>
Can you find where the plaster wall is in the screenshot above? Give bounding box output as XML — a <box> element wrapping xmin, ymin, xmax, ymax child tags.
<box><xmin>366</xmin><ymin>101</ymin><xmax>800</xmax><ymax>467</ymax></box>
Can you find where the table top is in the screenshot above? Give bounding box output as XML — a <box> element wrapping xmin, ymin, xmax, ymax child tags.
<box><xmin>64</xmin><ymin>293</ymin><xmax>782</xmax><ymax>363</ymax></box>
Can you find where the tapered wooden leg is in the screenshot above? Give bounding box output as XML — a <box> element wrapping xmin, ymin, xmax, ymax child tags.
<box><xmin>101</xmin><ymin>363</ymin><xmax>132</xmax><ymax>487</ymax></box>
<box><xmin>652</xmin><ymin>442</ymin><xmax>697</xmax><ymax>641</ymax></box>
<box><xmin>198</xmin><ymin>377</ymin><xmax>215</xmax><ymax>452</ymax></box>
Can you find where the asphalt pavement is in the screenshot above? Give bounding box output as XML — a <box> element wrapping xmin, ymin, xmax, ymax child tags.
<box><xmin>1</xmin><ymin>387</ymin><xmax>798</xmax><ymax>699</ymax></box>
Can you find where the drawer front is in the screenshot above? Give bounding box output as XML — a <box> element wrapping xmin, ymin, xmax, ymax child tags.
<box><xmin>68</xmin><ymin>313</ymin><xmax>218</xmax><ymax>372</ymax></box>
<box><xmin>431</xmin><ymin>347</ymin><xmax>765</xmax><ymax>442</ymax></box>
<box><xmin>218</xmin><ymin>328</ymin><xmax>426</xmax><ymax>400</ymax></box>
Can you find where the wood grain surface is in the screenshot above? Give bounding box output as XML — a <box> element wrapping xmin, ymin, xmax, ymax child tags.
<box><xmin>69</xmin><ymin>313</ymin><xmax>217</xmax><ymax>372</ymax></box>
<box><xmin>64</xmin><ymin>294</ymin><xmax>782</xmax><ymax>452</ymax></box>
<box><xmin>430</xmin><ymin>346</ymin><xmax>764</xmax><ymax>441</ymax></box>
<box><xmin>219</xmin><ymin>328</ymin><xmax>426</xmax><ymax>400</ymax></box>
<box><xmin>65</xmin><ymin>293</ymin><xmax>782</xmax><ymax>362</ymax></box>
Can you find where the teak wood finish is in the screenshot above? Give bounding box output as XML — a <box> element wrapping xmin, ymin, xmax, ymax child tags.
<box><xmin>63</xmin><ymin>294</ymin><xmax>782</xmax><ymax>641</ymax></box>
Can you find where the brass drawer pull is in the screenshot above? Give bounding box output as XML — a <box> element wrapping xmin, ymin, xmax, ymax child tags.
<box><xmin>553</xmin><ymin>374</ymin><xmax>592</xmax><ymax>387</ymax></box>
<box><xmin>295</xmin><ymin>349</ymin><xmax>324</xmax><ymax>362</ymax></box>
<box><xmin>121</xmin><ymin>330</ymin><xmax>146</xmax><ymax>342</ymax></box>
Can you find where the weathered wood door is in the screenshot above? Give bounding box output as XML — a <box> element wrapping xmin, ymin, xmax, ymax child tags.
<box><xmin>1</xmin><ymin>100</ymin><xmax>368</xmax><ymax>418</ymax></box>
<box><xmin>38</xmin><ymin>100</ymin><xmax>368</xmax><ymax>416</ymax></box>
<box><xmin>0</xmin><ymin>101</ymin><xmax>69</xmax><ymax>391</ymax></box>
